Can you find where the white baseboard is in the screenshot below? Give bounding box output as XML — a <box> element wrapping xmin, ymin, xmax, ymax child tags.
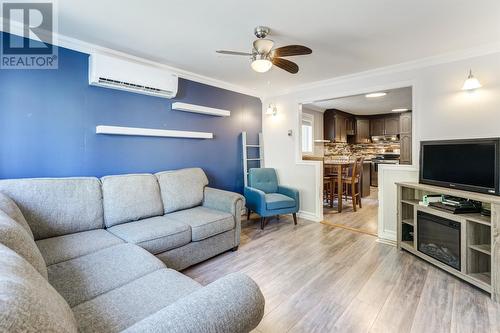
<box><xmin>377</xmin><ymin>230</ymin><xmax>397</xmax><ymax>246</ymax></box>
<box><xmin>297</xmin><ymin>210</ymin><xmax>322</xmax><ymax>222</ymax></box>
<box><xmin>376</xmin><ymin>238</ymin><xmax>397</xmax><ymax>247</ymax></box>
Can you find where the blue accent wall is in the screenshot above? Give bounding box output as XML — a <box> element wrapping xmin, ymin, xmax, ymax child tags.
<box><xmin>0</xmin><ymin>33</ymin><xmax>262</xmax><ymax>193</ymax></box>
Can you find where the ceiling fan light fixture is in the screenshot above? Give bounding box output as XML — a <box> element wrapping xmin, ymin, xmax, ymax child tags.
<box><xmin>251</xmin><ymin>54</ymin><xmax>272</xmax><ymax>73</ymax></box>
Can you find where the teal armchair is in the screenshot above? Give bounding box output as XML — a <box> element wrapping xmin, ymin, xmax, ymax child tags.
<box><xmin>244</xmin><ymin>168</ymin><xmax>299</xmax><ymax>229</ymax></box>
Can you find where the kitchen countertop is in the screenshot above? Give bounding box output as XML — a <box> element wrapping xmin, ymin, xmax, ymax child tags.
<box><xmin>302</xmin><ymin>155</ymin><xmax>324</xmax><ymax>161</ymax></box>
<box><xmin>324</xmin><ymin>158</ymin><xmax>372</xmax><ymax>164</ymax></box>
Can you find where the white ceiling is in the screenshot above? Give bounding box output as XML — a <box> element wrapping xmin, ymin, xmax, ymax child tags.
<box><xmin>306</xmin><ymin>87</ymin><xmax>412</xmax><ymax>115</ymax></box>
<box><xmin>52</xmin><ymin>0</ymin><xmax>500</xmax><ymax>94</ymax></box>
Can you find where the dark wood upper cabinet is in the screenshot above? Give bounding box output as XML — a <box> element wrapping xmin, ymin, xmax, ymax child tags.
<box><xmin>370</xmin><ymin>118</ymin><xmax>385</xmax><ymax>136</ymax></box>
<box><xmin>354</xmin><ymin>118</ymin><xmax>370</xmax><ymax>143</ymax></box>
<box><xmin>323</xmin><ymin>110</ymin><xmax>348</xmax><ymax>143</ymax></box>
<box><xmin>369</xmin><ymin>115</ymin><xmax>399</xmax><ymax>136</ymax></box>
<box><xmin>384</xmin><ymin>116</ymin><xmax>400</xmax><ymax>135</ymax></box>
<box><xmin>345</xmin><ymin>117</ymin><xmax>356</xmax><ymax>136</ymax></box>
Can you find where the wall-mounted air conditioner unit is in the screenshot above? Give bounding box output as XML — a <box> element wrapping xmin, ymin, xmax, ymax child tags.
<box><xmin>89</xmin><ymin>53</ymin><xmax>178</xmax><ymax>99</ymax></box>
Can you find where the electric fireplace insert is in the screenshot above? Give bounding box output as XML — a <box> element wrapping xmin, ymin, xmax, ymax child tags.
<box><xmin>417</xmin><ymin>211</ymin><xmax>461</xmax><ymax>271</ymax></box>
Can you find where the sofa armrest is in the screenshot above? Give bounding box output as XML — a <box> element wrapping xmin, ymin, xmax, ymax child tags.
<box><xmin>122</xmin><ymin>273</ymin><xmax>265</xmax><ymax>333</ymax></box>
<box><xmin>277</xmin><ymin>185</ymin><xmax>300</xmax><ymax>207</ymax></box>
<box><xmin>203</xmin><ymin>187</ymin><xmax>244</xmax><ymax>246</ymax></box>
<box><xmin>203</xmin><ymin>187</ymin><xmax>244</xmax><ymax>216</ymax></box>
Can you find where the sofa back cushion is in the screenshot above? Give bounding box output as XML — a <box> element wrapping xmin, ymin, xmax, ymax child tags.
<box><xmin>248</xmin><ymin>168</ymin><xmax>278</xmax><ymax>193</ymax></box>
<box><xmin>0</xmin><ymin>243</ymin><xmax>78</xmax><ymax>333</ymax></box>
<box><xmin>0</xmin><ymin>178</ymin><xmax>104</xmax><ymax>240</ymax></box>
<box><xmin>156</xmin><ymin>168</ymin><xmax>209</xmax><ymax>213</ymax></box>
<box><xmin>0</xmin><ymin>210</ymin><xmax>48</xmax><ymax>279</ymax></box>
<box><xmin>0</xmin><ymin>192</ymin><xmax>33</xmax><ymax>239</ymax></box>
<box><xmin>101</xmin><ymin>174</ymin><xmax>164</xmax><ymax>227</ymax></box>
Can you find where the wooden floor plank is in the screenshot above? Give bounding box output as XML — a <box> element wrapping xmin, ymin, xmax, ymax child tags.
<box><xmin>329</xmin><ymin>249</ymin><xmax>411</xmax><ymax>333</ymax></box>
<box><xmin>182</xmin><ymin>190</ymin><xmax>498</xmax><ymax>333</ymax></box>
<box><xmin>410</xmin><ymin>266</ymin><xmax>456</xmax><ymax>333</ymax></box>
<box><xmin>450</xmin><ymin>281</ymin><xmax>490</xmax><ymax>333</ymax></box>
<box><xmin>368</xmin><ymin>252</ymin><xmax>429</xmax><ymax>332</ymax></box>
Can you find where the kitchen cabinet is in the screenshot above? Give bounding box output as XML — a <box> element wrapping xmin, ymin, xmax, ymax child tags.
<box><xmin>324</xmin><ymin>110</ymin><xmax>348</xmax><ymax>143</ymax></box>
<box><xmin>384</xmin><ymin>116</ymin><xmax>400</xmax><ymax>135</ymax></box>
<box><xmin>370</xmin><ymin>118</ymin><xmax>385</xmax><ymax>136</ymax></box>
<box><xmin>345</xmin><ymin>117</ymin><xmax>356</xmax><ymax>136</ymax></box>
<box><xmin>370</xmin><ymin>115</ymin><xmax>399</xmax><ymax>136</ymax></box>
<box><xmin>399</xmin><ymin>111</ymin><xmax>412</xmax><ymax>164</ymax></box>
<box><xmin>354</xmin><ymin>118</ymin><xmax>370</xmax><ymax>143</ymax></box>
<box><xmin>400</xmin><ymin>111</ymin><xmax>412</xmax><ymax>133</ymax></box>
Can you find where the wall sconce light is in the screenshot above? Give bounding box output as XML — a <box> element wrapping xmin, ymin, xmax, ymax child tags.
<box><xmin>462</xmin><ymin>69</ymin><xmax>482</xmax><ymax>91</ymax></box>
<box><xmin>266</xmin><ymin>103</ymin><xmax>277</xmax><ymax>116</ymax></box>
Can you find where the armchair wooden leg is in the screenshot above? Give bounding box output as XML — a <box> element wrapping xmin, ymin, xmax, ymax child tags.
<box><xmin>292</xmin><ymin>213</ymin><xmax>297</xmax><ymax>225</ymax></box>
<box><xmin>247</xmin><ymin>209</ymin><xmax>251</xmax><ymax>220</ymax></box>
<box><xmin>260</xmin><ymin>217</ymin><xmax>265</xmax><ymax>230</ymax></box>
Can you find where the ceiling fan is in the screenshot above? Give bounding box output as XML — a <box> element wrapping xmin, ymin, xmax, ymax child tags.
<box><xmin>216</xmin><ymin>26</ymin><xmax>312</xmax><ymax>74</ymax></box>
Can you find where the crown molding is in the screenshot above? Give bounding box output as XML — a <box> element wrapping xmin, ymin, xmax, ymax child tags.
<box><xmin>1</xmin><ymin>18</ymin><xmax>262</xmax><ymax>99</ymax></box>
<box><xmin>266</xmin><ymin>41</ymin><xmax>500</xmax><ymax>98</ymax></box>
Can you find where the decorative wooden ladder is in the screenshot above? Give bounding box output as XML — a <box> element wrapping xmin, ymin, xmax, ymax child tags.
<box><xmin>242</xmin><ymin>132</ymin><xmax>264</xmax><ymax>187</ymax></box>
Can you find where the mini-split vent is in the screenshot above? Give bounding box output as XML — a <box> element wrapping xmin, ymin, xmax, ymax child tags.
<box><xmin>98</xmin><ymin>77</ymin><xmax>164</xmax><ymax>93</ymax></box>
<box><xmin>89</xmin><ymin>53</ymin><xmax>178</xmax><ymax>99</ymax></box>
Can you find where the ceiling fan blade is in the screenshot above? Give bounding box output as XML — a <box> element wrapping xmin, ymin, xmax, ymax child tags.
<box><xmin>273</xmin><ymin>45</ymin><xmax>312</xmax><ymax>57</ymax></box>
<box><xmin>216</xmin><ymin>50</ymin><xmax>252</xmax><ymax>56</ymax></box>
<box><xmin>253</xmin><ymin>39</ymin><xmax>274</xmax><ymax>54</ymax></box>
<box><xmin>272</xmin><ymin>57</ymin><xmax>299</xmax><ymax>74</ymax></box>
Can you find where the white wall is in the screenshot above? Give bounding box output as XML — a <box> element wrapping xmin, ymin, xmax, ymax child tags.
<box><xmin>262</xmin><ymin>48</ymin><xmax>500</xmax><ymax>236</ymax></box>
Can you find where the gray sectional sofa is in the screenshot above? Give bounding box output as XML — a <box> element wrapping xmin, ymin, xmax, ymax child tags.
<box><xmin>0</xmin><ymin>168</ymin><xmax>265</xmax><ymax>333</ymax></box>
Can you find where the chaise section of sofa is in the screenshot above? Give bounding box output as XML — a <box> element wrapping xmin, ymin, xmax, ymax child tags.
<box><xmin>0</xmin><ymin>168</ymin><xmax>263</xmax><ymax>332</ymax></box>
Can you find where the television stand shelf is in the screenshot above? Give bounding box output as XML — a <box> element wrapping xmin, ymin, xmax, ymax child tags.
<box><xmin>396</xmin><ymin>182</ymin><xmax>500</xmax><ymax>302</ymax></box>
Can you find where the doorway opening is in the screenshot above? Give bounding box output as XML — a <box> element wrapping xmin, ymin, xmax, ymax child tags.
<box><xmin>301</xmin><ymin>86</ymin><xmax>413</xmax><ymax>235</ymax></box>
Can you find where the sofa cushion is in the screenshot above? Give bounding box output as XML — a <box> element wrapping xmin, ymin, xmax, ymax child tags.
<box><xmin>101</xmin><ymin>174</ymin><xmax>164</xmax><ymax>228</ymax></box>
<box><xmin>0</xmin><ymin>210</ymin><xmax>48</xmax><ymax>279</ymax></box>
<box><xmin>72</xmin><ymin>268</ymin><xmax>201</xmax><ymax>333</ymax></box>
<box><xmin>0</xmin><ymin>177</ymin><xmax>104</xmax><ymax>240</ymax></box>
<box><xmin>0</xmin><ymin>192</ymin><xmax>33</xmax><ymax>239</ymax></box>
<box><xmin>265</xmin><ymin>193</ymin><xmax>296</xmax><ymax>210</ymax></box>
<box><xmin>107</xmin><ymin>215</ymin><xmax>191</xmax><ymax>254</ymax></box>
<box><xmin>168</xmin><ymin>206</ymin><xmax>235</xmax><ymax>241</ymax></box>
<box><xmin>48</xmin><ymin>243</ymin><xmax>165</xmax><ymax>307</ymax></box>
<box><xmin>0</xmin><ymin>243</ymin><xmax>78</xmax><ymax>333</ymax></box>
<box><xmin>156</xmin><ymin>168</ymin><xmax>209</xmax><ymax>213</ymax></box>
<box><xmin>36</xmin><ymin>229</ymin><xmax>124</xmax><ymax>266</ymax></box>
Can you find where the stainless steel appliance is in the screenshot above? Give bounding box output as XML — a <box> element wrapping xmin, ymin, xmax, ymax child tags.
<box><xmin>370</xmin><ymin>154</ymin><xmax>400</xmax><ymax>187</ymax></box>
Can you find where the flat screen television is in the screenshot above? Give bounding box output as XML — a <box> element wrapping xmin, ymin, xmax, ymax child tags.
<box><xmin>419</xmin><ymin>138</ymin><xmax>500</xmax><ymax>195</ymax></box>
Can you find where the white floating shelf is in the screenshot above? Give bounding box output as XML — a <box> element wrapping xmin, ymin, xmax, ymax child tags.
<box><xmin>96</xmin><ymin>125</ymin><xmax>213</xmax><ymax>139</ymax></box>
<box><xmin>172</xmin><ymin>102</ymin><xmax>231</xmax><ymax>117</ymax></box>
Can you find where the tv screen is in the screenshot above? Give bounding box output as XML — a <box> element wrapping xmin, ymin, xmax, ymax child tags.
<box><xmin>420</xmin><ymin>139</ymin><xmax>499</xmax><ymax>194</ymax></box>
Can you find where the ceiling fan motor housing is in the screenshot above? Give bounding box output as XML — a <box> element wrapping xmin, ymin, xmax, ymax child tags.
<box><xmin>254</xmin><ymin>26</ymin><xmax>270</xmax><ymax>39</ymax></box>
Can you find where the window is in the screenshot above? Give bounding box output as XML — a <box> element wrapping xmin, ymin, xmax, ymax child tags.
<box><xmin>302</xmin><ymin>113</ymin><xmax>314</xmax><ymax>154</ymax></box>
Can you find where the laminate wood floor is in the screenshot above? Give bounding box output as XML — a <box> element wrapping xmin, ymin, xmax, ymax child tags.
<box><xmin>323</xmin><ymin>187</ymin><xmax>379</xmax><ymax>236</ymax></box>
<box><xmin>183</xmin><ymin>213</ymin><xmax>500</xmax><ymax>332</ymax></box>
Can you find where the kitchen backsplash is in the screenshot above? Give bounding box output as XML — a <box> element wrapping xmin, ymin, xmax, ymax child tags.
<box><xmin>324</xmin><ymin>142</ymin><xmax>400</xmax><ymax>159</ymax></box>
